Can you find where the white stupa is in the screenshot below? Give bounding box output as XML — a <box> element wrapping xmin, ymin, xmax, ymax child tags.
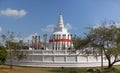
<box><xmin>49</xmin><ymin>12</ymin><xmax>73</xmax><ymax>50</ymax></box>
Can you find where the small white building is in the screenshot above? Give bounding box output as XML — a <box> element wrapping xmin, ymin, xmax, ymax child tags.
<box><xmin>49</xmin><ymin>12</ymin><xmax>73</xmax><ymax>50</ymax></box>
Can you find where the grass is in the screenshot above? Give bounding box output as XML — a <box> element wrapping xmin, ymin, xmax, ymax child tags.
<box><xmin>48</xmin><ymin>67</ymin><xmax>120</xmax><ymax>73</ymax></box>
<box><xmin>1</xmin><ymin>65</ymin><xmax>120</xmax><ymax>73</ymax></box>
<box><xmin>0</xmin><ymin>65</ymin><xmax>52</xmax><ymax>73</ymax></box>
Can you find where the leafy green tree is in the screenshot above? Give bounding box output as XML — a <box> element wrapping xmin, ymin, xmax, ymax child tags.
<box><xmin>0</xmin><ymin>46</ymin><xmax>8</xmax><ymax>65</ymax></box>
<box><xmin>85</xmin><ymin>21</ymin><xmax>120</xmax><ymax>69</ymax></box>
<box><xmin>72</xmin><ymin>36</ymin><xmax>82</xmax><ymax>50</ymax></box>
<box><xmin>1</xmin><ymin>32</ymin><xmax>14</xmax><ymax>69</ymax></box>
<box><xmin>1</xmin><ymin>32</ymin><xmax>27</xmax><ymax>69</ymax></box>
<box><xmin>72</xmin><ymin>35</ymin><xmax>91</xmax><ymax>53</ymax></box>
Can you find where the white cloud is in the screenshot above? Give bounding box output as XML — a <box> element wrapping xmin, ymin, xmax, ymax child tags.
<box><xmin>13</xmin><ymin>37</ymin><xmax>23</xmax><ymax>42</ymax></box>
<box><xmin>41</xmin><ymin>24</ymin><xmax>55</xmax><ymax>32</ymax></box>
<box><xmin>41</xmin><ymin>23</ymin><xmax>74</xmax><ymax>33</ymax></box>
<box><xmin>0</xmin><ymin>8</ymin><xmax>27</xmax><ymax>17</ymax></box>
<box><xmin>23</xmin><ymin>33</ymin><xmax>38</xmax><ymax>43</ymax></box>
<box><xmin>110</xmin><ymin>23</ymin><xmax>120</xmax><ymax>28</ymax></box>
<box><xmin>0</xmin><ymin>26</ymin><xmax>2</xmax><ymax>32</ymax></box>
<box><xmin>93</xmin><ymin>24</ymin><xmax>101</xmax><ymax>29</ymax></box>
<box><xmin>11</xmin><ymin>33</ymin><xmax>39</xmax><ymax>43</ymax></box>
<box><xmin>65</xmin><ymin>23</ymin><xmax>72</xmax><ymax>30</ymax></box>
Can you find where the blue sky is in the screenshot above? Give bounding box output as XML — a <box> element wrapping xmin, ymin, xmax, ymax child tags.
<box><xmin>0</xmin><ymin>0</ymin><xmax>120</xmax><ymax>41</ymax></box>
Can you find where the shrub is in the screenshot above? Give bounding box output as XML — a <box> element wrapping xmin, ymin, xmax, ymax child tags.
<box><xmin>0</xmin><ymin>46</ymin><xmax>8</xmax><ymax>65</ymax></box>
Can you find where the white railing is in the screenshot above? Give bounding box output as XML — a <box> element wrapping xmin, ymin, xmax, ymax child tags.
<box><xmin>7</xmin><ymin>50</ymin><xmax>77</xmax><ymax>55</ymax></box>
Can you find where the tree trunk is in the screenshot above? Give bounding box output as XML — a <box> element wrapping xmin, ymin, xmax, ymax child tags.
<box><xmin>108</xmin><ymin>63</ymin><xmax>113</xmax><ymax>69</ymax></box>
<box><xmin>108</xmin><ymin>59</ymin><xmax>112</xmax><ymax>69</ymax></box>
<box><xmin>9</xmin><ymin>44</ymin><xmax>13</xmax><ymax>69</ymax></box>
<box><xmin>101</xmin><ymin>49</ymin><xmax>103</xmax><ymax>70</ymax></box>
<box><xmin>107</xmin><ymin>56</ymin><xmax>117</xmax><ymax>69</ymax></box>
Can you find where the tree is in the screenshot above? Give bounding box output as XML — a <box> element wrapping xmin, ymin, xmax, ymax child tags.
<box><xmin>85</xmin><ymin>21</ymin><xmax>120</xmax><ymax>69</ymax></box>
<box><xmin>1</xmin><ymin>32</ymin><xmax>27</xmax><ymax>68</ymax></box>
<box><xmin>72</xmin><ymin>35</ymin><xmax>82</xmax><ymax>50</ymax></box>
<box><xmin>0</xmin><ymin>46</ymin><xmax>8</xmax><ymax>65</ymax></box>
<box><xmin>1</xmin><ymin>31</ymin><xmax>14</xmax><ymax>69</ymax></box>
<box><xmin>72</xmin><ymin>35</ymin><xmax>91</xmax><ymax>52</ymax></box>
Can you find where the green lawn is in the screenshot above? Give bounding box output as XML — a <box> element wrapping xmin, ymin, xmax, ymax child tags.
<box><xmin>0</xmin><ymin>65</ymin><xmax>52</xmax><ymax>73</ymax></box>
<box><xmin>1</xmin><ymin>65</ymin><xmax>120</xmax><ymax>73</ymax></box>
<box><xmin>47</xmin><ymin>67</ymin><xmax>120</xmax><ymax>73</ymax></box>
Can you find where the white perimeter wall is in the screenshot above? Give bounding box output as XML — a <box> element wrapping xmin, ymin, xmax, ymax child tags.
<box><xmin>6</xmin><ymin>50</ymin><xmax>114</xmax><ymax>67</ymax></box>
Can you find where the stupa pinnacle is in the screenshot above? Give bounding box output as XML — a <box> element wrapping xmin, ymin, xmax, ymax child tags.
<box><xmin>57</xmin><ymin>11</ymin><xmax>64</xmax><ymax>28</ymax></box>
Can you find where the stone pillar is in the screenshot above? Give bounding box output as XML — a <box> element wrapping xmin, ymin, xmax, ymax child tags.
<box><xmin>35</xmin><ymin>36</ymin><xmax>37</xmax><ymax>49</ymax></box>
<box><xmin>32</xmin><ymin>36</ymin><xmax>35</xmax><ymax>49</ymax></box>
<box><xmin>28</xmin><ymin>40</ymin><xmax>30</xmax><ymax>48</ymax></box>
<box><xmin>38</xmin><ymin>36</ymin><xmax>40</xmax><ymax>49</ymax></box>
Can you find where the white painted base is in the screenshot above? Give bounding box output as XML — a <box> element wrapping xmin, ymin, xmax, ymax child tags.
<box><xmin>6</xmin><ymin>50</ymin><xmax>120</xmax><ymax>67</ymax></box>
